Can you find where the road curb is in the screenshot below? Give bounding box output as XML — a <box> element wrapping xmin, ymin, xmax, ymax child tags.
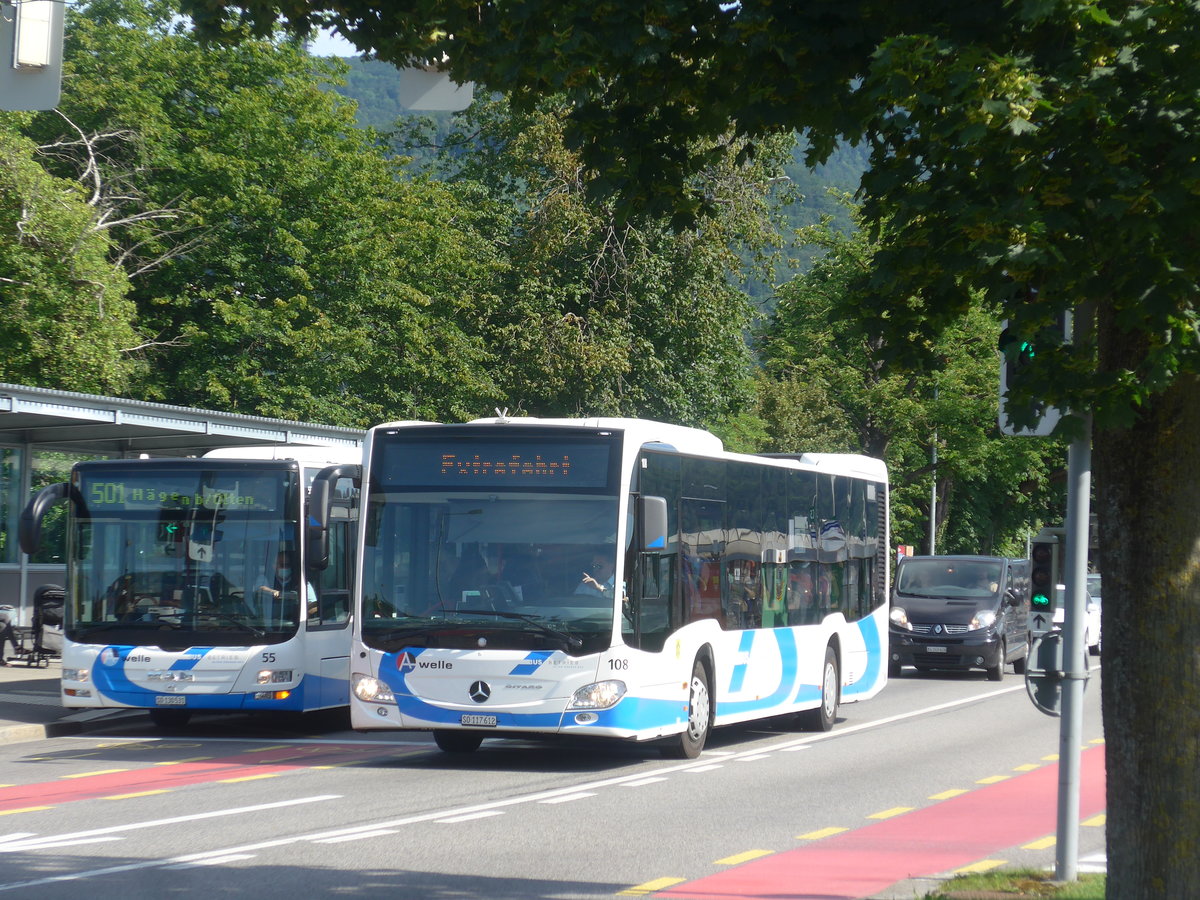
<box><xmin>0</xmin><ymin>720</ymin><xmax>85</xmax><ymax>747</ymax></box>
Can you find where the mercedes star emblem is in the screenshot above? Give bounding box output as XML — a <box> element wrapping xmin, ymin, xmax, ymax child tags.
<box><xmin>469</xmin><ymin>681</ymin><xmax>491</xmax><ymax>703</ymax></box>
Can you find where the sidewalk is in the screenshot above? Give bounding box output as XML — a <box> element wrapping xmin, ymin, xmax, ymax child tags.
<box><xmin>0</xmin><ymin>656</ymin><xmax>134</xmax><ymax>745</ymax></box>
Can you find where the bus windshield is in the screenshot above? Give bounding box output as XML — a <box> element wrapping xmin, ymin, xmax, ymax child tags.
<box><xmin>361</xmin><ymin>490</ymin><xmax>620</xmax><ymax>654</ymax></box>
<box><xmin>68</xmin><ymin>462</ymin><xmax>303</xmax><ymax>646</ymax></box>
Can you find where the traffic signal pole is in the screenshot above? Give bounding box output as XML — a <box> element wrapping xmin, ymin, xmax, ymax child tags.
<box><xmin>1055</xmin><ymin>413</ymin><xmax>1092</xmax><ymax>882</ymax></box>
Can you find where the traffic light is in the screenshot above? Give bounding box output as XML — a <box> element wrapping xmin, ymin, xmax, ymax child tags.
<box><xmin>998</xmin><ymin>312</ymin><xmax>1069</xmax><ymax>436</ymax></box>
<box><xmin>1029</xmin><ymin>530</ymin><xmax>1061</xmax><ymax>617</ymax></box>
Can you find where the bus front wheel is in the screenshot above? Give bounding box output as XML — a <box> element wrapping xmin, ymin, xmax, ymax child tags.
<box><xmin>434</xmin><ymin>730</ymin><xmax>484</xmax><ymax>753</ymax></box>
<box><xmin>661</xmin><ymin>660</ymin><xmax>711</xmax><ymax>759</ymax></box>
<box><xmin>798</xmin><ymin>646</ymin><xmax>839</xmax><ymax>732</ymax></box>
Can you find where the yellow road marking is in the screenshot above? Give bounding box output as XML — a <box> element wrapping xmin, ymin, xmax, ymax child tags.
<box><xmin>715</xmin><ymin>849</ymin><xmax>773</xmax><ymax>865</ymax></box>
<box><xmin>103</xmin><ymin>790</ymin><xmax>171</xmax><ymax>800</ymax></box>
<box><xmin>928</xmin><ymin>789</ymin><xmax>968</xmax><ymax>801</ymax></box>
<box><xmin>0</xmin><ymin>806</ymin><xmax>52</xmax><ymax>816</ymax></box>
<box><xmin>796</xmin><ymin>826</ymin><xmax>849</xmax><ymax>840</ymax></box>
<box><xmin>956</xmin><ymin>860</ymin><xmax>1005</xmax><ymax>874</ymax></box>
<box><xmin>976</xmin><ymin>775</ymin><xmax>1010</xmax><ymax>784</ymax></box>
<box><xmin>218</xmin><ymin>772</ymin><xmax>283</xmax><ymax>784</ymax></box>
<box><xmin>1042</xmin><ymin>753</ymin><xmax>1059</xmax><ymax>761</ymax></box>
<box><xmin>1013</xmin><ymin>763</ymin><xmax>1040</xmax><ymax>772</ymax></box>
<box><xmin>1083</xmin><ymin>813</ymin><xmax>1106</xmax><ymax>827</ymax></box>
<box><xmin>244</xmin><ymin>745</ymin><xmax>290</xmax><ymax>753</ymax></box>
<box><xmin>154</xmin><ymin>757</ymin><xmax>213</xmax><ymax>766</ymax></box>
<box><xmin>868</xmin><ymin>807</ymin><xmax>912</xmax><ymax>820</ymax></box>
<box><xmin>618</xmin><ymin>877</ymin><xmax>687</xmax><ymax>895</ymax></box>
<box><xmin>1023</xmin><ymin>836</ymin><xmax>1056</xmax><ymax>850</ymax></box>
<box><xmin>63</xmin><ymin>768</ymin><xmax>129</xmax><ymax>779</ymax></box>
<box><xmin>1089</xmin><ymin>737</ymin><xmax>1105</xmax><ymax>745</ymax></box>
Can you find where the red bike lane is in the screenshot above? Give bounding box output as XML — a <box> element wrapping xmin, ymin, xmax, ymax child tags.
<box><xmin>657</xmin><ymin>744</ymin><xmax>1106</xmax><ymax>900</ymax></box>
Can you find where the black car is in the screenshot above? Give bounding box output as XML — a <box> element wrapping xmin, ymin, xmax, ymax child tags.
<box><xmin>888</xmin><ymin>555</ymin><xmax>1031</xmax><ymax>681</ymax></box>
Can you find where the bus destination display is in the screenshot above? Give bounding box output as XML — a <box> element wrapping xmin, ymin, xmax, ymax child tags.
<box><xmin>384</xmin><ymin>441</ymin><xmax>612</xmax><ymax>489</ymax></box>
<box><xmin>79</xmin><ymin>471</ymin><xmax>287</xmax><ymax>512</ymax></box>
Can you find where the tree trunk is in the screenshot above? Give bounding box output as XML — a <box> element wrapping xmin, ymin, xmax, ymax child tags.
<box><xmin>1093</xmin><ymin>369</ymin><xmax>1200</xmax><ymax>897</ymax></box>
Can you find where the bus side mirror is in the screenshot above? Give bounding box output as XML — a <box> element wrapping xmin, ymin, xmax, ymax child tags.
<box><xmin>638</xmin><ymin>495</ymin><xmax>668</xmax><ymax>552</ymax></box>
<box><xmin>306</xmin><ymin>463</ymin><xmax>361</xmax><ymax>571</ymax></box>
<box><xmin>19</xmin><ymin>481</ymin><xmax>69</xmax><ymax>556</ymax></box>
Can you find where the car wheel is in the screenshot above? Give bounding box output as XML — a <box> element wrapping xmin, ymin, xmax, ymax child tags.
<box><xmin>888</xmin><ymin>658</ymin><xmax>903</xmax><ymax>678</ymax></box>
<box><xmin>986</xmin><ymin>641</ymin><xmax>1005</xmax><ymax>682</ymax></box>
<box><xmin>1012</xmin><ymin>633</ymin><xmax>1029</xmax><ymax>675</ymax></box>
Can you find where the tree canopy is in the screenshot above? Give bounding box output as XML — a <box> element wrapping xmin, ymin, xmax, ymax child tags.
<box><xmin>179</xmin><ymin>2</ymin><xmax>1200</xmax><ymax>895</ymax></box>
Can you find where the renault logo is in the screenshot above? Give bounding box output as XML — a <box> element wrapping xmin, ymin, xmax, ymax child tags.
<box><xmin>934</xmin><ymin>624</ymin><xmax>943</xmax><ymax>634</ymax></box>
<box><xmin>469</xmin><ymin>681</ymin><xmax>491</xmax><ymax>703</ymax></box>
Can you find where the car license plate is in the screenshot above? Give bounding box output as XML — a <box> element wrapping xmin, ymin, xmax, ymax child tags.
<box><xmin>155</xmin><ymin>695</ymin><xmax>187</xmax><ymax>706</ymax></box>
<box><xmin>460</xmin><ymin>714</ymin><xmax>497</xmax><ymax>727</ymax></box>
<box><xmin>926</xmin><ymin>645</ymin><xmax>948</xmax><ymax>653</ymax></box>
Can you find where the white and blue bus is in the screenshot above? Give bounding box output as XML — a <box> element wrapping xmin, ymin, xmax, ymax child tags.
<box><xmin>19</xmin><ymin>445</ymin><xmax>361</xmax><ymax>726</ymax></box>
<box><xmin>336</xmin><ymin>417</ymin><xmax>889</xmax><ymax>757</ymax></box>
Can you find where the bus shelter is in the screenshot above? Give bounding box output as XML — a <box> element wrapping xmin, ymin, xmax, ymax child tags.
<box><xmin>0</xmin><ymin>383</ymin><xmax>364</xmax><ymax>625</ymax></box>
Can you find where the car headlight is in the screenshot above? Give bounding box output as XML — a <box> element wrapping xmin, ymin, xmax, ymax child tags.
<box><xmin>567</xmin><ymin>680</ymin><xmax>626</xmax><ymax>710</ymax></box>
<box><xmin>352</xmin><ymin>673</ymin><xmax>394</xmax><ymax>703</ymax></box>
<box><xmin>889</xmin><ymin>606</ymin><xmax>911</xmax><ymax>631</ymax></box>
<box><xmin>969</xmin><ymin>609</ymin><xmax>997</xmax><ymax>630</ymax></box>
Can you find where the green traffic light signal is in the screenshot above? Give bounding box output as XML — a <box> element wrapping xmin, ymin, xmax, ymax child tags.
<box><xmin>1031</xmin><ymin>591</ymin><xmax>1052</xmax><ymax>611</ymax></box>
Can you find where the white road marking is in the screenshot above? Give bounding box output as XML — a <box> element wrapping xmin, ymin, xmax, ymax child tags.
<box><xmin>0</xmin><ymin>795</ymin><xmax>340</xmax><ymax>854</ymax></box>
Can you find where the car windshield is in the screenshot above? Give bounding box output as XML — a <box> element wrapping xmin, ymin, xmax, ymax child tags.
<box><xmin>896</xmin><ymin>559</ymin><xmax>1003</xmax><ymax>599</ymax></box>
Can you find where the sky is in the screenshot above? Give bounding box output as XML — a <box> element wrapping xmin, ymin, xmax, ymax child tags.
<box><xmin>307</xmin><ymin>27</ymin><xmax>360</xmax><ymax>58</ymax></box>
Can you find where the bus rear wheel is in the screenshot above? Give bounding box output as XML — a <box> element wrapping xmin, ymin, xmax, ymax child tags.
<box><xmin>434</xmin><ymin>730</ymin><xmax>484</xmax><ymax>753</ymax></box>
<box><xmin>798</xmin><ymin>645</ymin><xmax>839</xmax><ymax>732</ymax></box>
<box><xmin>661</xmin><ymin>660</ymin><xmax>711</xmax><ymax>759</ymax></box>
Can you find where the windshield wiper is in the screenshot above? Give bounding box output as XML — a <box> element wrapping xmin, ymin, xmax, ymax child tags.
<box><xmin>176</xmin><ymin>611</ymin><xmax>266</xmax><ymax>638</ymax></box>
<box><xmin>453</xmin><ymin>608</ymin><xmax>583</xmax><ymax>650</ymax></box>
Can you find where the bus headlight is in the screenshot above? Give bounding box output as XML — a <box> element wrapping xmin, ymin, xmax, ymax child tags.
<box><xmin>889</xmin><ymin>607</ymin><xmax>911</xmax><ymax>631</ymax></box>
<box><xmin>352</xmin><ymin>674</ymin><xmax>394</xmax><ymax>703</ymax></box>
<box><xmin>969</xmin><ymin>610</ymin><xmax>997</xmax><ymax>631</ymax></box>
<box><xmin>568</xmin><ymin>680</ymin><xmax>626</xmax><ymax>710</ymax></box>
<box><xmin>256</xmin><ymin>669</ymin><xmax>293</xmax><ymax>684</ymax></box>
<box><xmin>63</xmin><ymin>668</ymin><xmax>90</xmax><ymax>683</ymax></box>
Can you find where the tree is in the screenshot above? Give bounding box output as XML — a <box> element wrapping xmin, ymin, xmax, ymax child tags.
<box><xmin>401</xmin><ymin>94</ymin><xmax>786</xmax><ymax>424</ymax></box>
<box><xmin>0</xmin><ymin>114</ymin><xmax>143</xmax><ymax>393</ymax></box>
<box><xmin>27</xmin><ymin>0</ymin><xmax>505</xmax><ymax>425</ymax></box>
<box><xmin>759</xmin><ymin>201</ymin><xmax>1064</xmax><ymax>555</ymax></box>
<box><xmin>180</xmin><ymin>4</ymin><xmax>1200</xmax><ymax>893</ymax></box>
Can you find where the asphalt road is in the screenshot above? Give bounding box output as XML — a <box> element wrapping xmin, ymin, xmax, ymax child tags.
<box><xmin>0</xmin><ymin>662</ymin><xmax>1106</xmax><ymax>899</ymax></box>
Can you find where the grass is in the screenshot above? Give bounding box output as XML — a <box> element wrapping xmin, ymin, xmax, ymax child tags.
<box><xmin>925</xmin><ymin>868</ymin><xmax>1106</xmax><ymax>899</ymax></box>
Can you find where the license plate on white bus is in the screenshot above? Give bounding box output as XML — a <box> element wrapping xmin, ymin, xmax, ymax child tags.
<box><xmin>461</xmin><ymin>714</ymin><xmax>497</xmax><ymax>727</ymax></box>
<box><xmin>155</xmin><ymin>695</ymin><xmax>187</xmax><ymax>706</ymax></box>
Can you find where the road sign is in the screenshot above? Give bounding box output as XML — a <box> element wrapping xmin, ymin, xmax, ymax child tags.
<box><xmin>1025</xmin><ymin>629</ymin><xmax>1090</xmax><ymax>717</ymax></box>
<box><xmin>0</xmin><ymin>1</ymin><xmax>65</xmax><ymax>111</ymax></box>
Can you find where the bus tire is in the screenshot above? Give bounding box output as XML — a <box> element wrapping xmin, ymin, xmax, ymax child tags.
<box><xmin>434</xmin><ymin>730</ymin><xmax>484</xmax><ymax>753</ymax></box>
<box><xmin>798</xmin><ymin>645</ymin><xmax>839</xmax><ymax>732</ymax></box>
<box><xmin>661</xmin><ymin>660</ymin><xmax>711</xmax><ymax>759</ymax></box>
<box><xmin>149</xmin><ymin>708</ymin><xmax>191</xmax><ymax>728</ymax></box>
